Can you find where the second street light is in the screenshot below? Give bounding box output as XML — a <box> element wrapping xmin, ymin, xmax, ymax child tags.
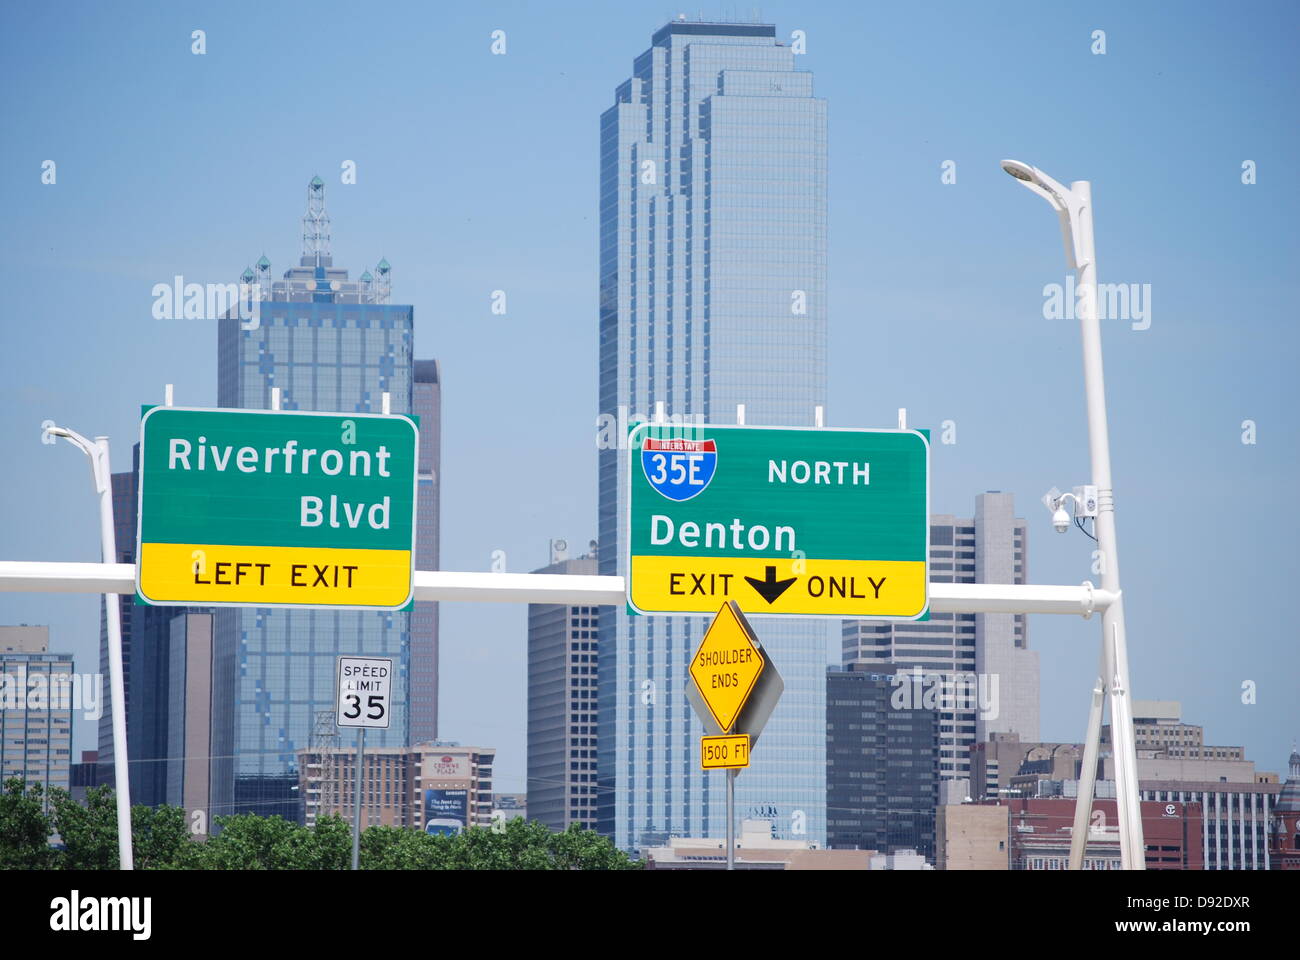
<box><xmin>1001</xmin><ymin>159</ymin><xmax>1146</xmax><ymax>870</ymax></box>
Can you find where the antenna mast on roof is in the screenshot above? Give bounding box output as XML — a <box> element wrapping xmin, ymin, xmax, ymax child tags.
<box><xmin>302</xmin><ymin>175</ymin><xmax>331</xmax><ymax>267</ymax></box>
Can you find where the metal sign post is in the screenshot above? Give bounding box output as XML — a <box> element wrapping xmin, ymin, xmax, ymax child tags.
<box><xmin>686</xmin><ymin>602</ymin><xmax>783</xmax><ymax>870</ymax></box>
<box><xmin>727</xmin><ymin>769</ymin><xmax>736</xmax><ymax>871</ymax></box>
<box><xmin>45</xmin><ymin>425</ymin><xmax>134</xmax><ymax>871</ymax></box>
<box><xmin>351</xmin><ymin>727</ymin><xmax>366</xmax><ymax>871</ymax></box>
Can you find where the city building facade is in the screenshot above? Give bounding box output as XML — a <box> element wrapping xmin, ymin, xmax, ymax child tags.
<box><xmin>937</xmin><ymin>795</ymin><xmax>1203</xmax><ymax>870</ymax></box>
<box><xmin>597</xmin><ymin>17</ymin><xmax>828</xmax><ymax>853</ymax></box>
<box><xmin>1007</xmin><ymin>797</ymin><xmax>1202</xmax><ymax>870</ymax></box>
<box><xmin>970</xmin><ymin>731</ymin><xmax>1084</xmax><ymax>799</ymax></box>
<box><xmin>164</xmin><ymin>612</ymin><xmax>215</xmax><ymax>818</ymax></box>
<box><xmin>527</xmin><ymin>543</ymin><xmax>599</xmax><ymax>832</ymax></box>
<box><xmin>1102</xmin><ymin>700</ymin><xmax>1244</xmax><ymax>761</ymax></box>
<box><xmin>935</xmin><ymin>802</ymin><xmax>1009</xmax><ymax>870</ymax></box>
<box><xmin>99</xmin><ymin>450</ymin><xmax>176</xmax><ymax>807</ymax></box>
<box><xmin>1268</xmin><ymin>747</ymin><xmax>1300</xmax><ymax>870</ymax></box>
<box><xmin>298</xmin><ymin>742</ymin><xmax>495</xmax><ymax>833</ymax></box>
<box><xmin>826</xmin><ymin>664</ymin><xmax>938</xmax><ymax>859</ymax></box>
<box><xmin>842</xmin><ymin>493</ymin><xmax>1038</xmax><ymax>783</ymax></box>
<box><xmin>0</xmin><ymin>626</ymin><xmax>73</xmax><ymax>799</ymax></box>
<box><xmin>1137</xmin><ymin>778</ymin><xmax>1278</xmax><ymax>870</ymax></box>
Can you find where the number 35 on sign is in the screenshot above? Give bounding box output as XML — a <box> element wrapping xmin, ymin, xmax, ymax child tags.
<box><xmin>336</xmin><ymin>656</ymin><xmax>393</xmax><ymax>729</ymax></box>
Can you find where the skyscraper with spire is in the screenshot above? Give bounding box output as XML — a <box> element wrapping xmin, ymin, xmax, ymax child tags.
<box><xmin>597</xmin><ymin>20</ymin><xmax>828</xmax><ymax>851</ymax></box>
<box><xmin>210</xmin><ymin>177</ymin><xmax>420</xmax><ymax>819</ymax></box>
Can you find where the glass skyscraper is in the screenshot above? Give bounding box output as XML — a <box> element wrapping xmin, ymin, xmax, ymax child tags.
<box><xmin>213</xmin><ymin>177</ymin><xmax>415</xmax><ymax>819</ymax></box>
<box><xmin>597</xmin><ymin>20</ymin><xmax>828</xmax><ymax>851</ymax></box>
<box><xmin>826</xmin><ymin>664</ymin><xmax>938</xmax><ymax>860</ymax></box>
<box><xmin>410</xmin><ymin>360</ymin><xmax>441</xmax><ymax>744</ymax></box>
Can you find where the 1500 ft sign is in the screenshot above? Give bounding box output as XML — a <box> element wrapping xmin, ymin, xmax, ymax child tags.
<box><xmin>135</xmin><ymin>406</ymin><xmax>418</xmax><ymax>611</ymax></box>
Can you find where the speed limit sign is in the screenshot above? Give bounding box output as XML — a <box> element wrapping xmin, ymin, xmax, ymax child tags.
<box><xmin>336</xmin><ymin>656</ymin><xmax>393</xmax><ymax>729</ymax></box>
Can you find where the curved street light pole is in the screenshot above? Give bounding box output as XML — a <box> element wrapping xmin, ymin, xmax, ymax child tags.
<box><xmin>1000</xmin><ymin>161</ymin><xmax>1145</xmax><ymax>870</ymax></box>
<box><xmin>47</xmin><ymin>425</ymin><xmax>134</xmax><ymax>870</ymax></box>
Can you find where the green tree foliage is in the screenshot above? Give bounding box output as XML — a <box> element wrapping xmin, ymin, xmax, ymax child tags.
<box><xmin>50</xmin><ymin>784</ymin><xmax>120</xmax><ymax>869</ymax></box>
<box><xmin>173</xmin><ymin>813</ymin><xmax>352</xmax><ymax>870</ymax></box>
<box><xmin>0</xmin><ymin>778</ymin><xmax>55</xmax><ymax>869</ymax></box>
<box><xmin>360</xmin><ymin>818</ymin><xmax>642</xmax><ymax>871</ymax></box>
<box><xmin>130</xmin><ymin>804</ymin><xmax>193</xmax><ymax>870</ymax></box>
<box><xmin>0</xmin><ymin>782</ymin><xmax>642</xmax><ymax>870</ymax></box>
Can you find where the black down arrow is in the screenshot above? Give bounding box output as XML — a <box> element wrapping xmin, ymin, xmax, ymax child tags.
<box><xmin>745</xmin><ymin>565</ymin><xmax>797</xmax><ymax>604</ymax></box>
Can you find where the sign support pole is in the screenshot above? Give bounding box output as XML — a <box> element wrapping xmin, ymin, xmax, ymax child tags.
<box><xmin>726</xmin><ymin>768</ymin><xmax>736</xmax><ymax>871</ymax></box>
<box><xmin>351</xmin><ymin>727</ymin><xmax>366</xmax><ymax>870</ymax></box>
<box><xmin>46</xmin><ymin>425</ymin><xmax>134</xmax><ymax>870</ymax></box>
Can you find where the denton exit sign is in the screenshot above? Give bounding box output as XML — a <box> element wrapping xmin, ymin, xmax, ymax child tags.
<box><xmin>628</xmin><ymin>423</ymin><xmax>929</xmax><ymax>619</ymax></box>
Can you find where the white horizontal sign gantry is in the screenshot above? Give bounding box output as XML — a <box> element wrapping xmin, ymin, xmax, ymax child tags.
<box><xmin>0</xmin><ymin>561</ymin><xmax>1119</xmax><ymax>617</ymax></box>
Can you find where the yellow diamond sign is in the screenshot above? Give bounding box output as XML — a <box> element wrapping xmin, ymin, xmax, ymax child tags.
<box><xmin>689</xmin><ymin>601</ymin><xmax>766</xmax><ymax>732</ymax></box>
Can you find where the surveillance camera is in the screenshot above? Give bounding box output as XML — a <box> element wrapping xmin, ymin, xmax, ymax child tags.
<box><xmin>1052</xmin><ymin>506</ymin><xmax>1072</xmax><ymax>533</ymax></box>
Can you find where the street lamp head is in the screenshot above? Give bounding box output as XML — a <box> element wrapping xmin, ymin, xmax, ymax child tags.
<box><xmin>999</xmin><ymin>158</ymin><xmax>1085</xmax><ymax>269</ymax></box>
<box><xmin>999</xmin><ymin>158</ymin><xmax>1071</xmax><ymax>211</ymax></box>
<box><xmin>1000</xmin><ymin>159</ymin><xmax>1036</xmax><ymax>183</ymax></box>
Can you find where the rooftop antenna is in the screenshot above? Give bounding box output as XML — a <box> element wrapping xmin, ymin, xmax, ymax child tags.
<box><xmin>374</xmin><ymin>257</ymin><xmax>391</xmax><ymax>304</ymax></box>
<box><xmin>302</xmin><ymin>175</ymin><xmax>331</xmax><ymax>268</ymax></box>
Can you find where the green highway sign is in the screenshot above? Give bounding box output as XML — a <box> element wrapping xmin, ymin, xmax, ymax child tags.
<box><xmin>136</xmin><ymin>406</ymin><xmax>418</xmax><ymax>610</ymax></box>
<box><xmin>628</xmin><ymin>423</ymin><xmax>930</xmax><ymax>618</ymax></box>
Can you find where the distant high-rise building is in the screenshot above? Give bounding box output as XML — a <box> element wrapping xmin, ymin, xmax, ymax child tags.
<box><xmin>70</xmin><ymin>750</ymin><xmax>101</xmax><ymax>804</ymax></box>
<box><xmin>0</xmin><ymin>626</ymin><xmax>73</xmax><ymax>798</ymax></box>
<box><xmin>1101</xmin><ymin>700</ymin><xmax>1244</xmax><ymax>761</ymax></box>
<box><xmin>410</xmin><ymin>360</ymin><xmax>441</xmax><ymax>743</ymax></box>
<box><xmin>970</xmin><ymin>732</ymin><xmax>1083</xmax><ymax>799</ymax></box>
<box><xmin>842</xmin><ymin>492</ymin><xmax>1039</xmax><ymax>781</ymax></box>
<box><xmin>597</xmin><ymin>18</ymin><xmax>828</xmax><ymax>852</ymax></box>
<box><xmin>826</xmin><ymin>664</ymin><xmax>938</xmax><ymax>860</ymax></box>
<box><xmin>99</xmin><ymin>445</ymin><xmax>175</xmax><ymax>807</ymax></box>
<box><xmin>165</xmin><ymin>612</ymin><xmax>214</xmax><ymax>816</ymax></box>
<box><xmin>212</xmin><ymin>177</ymin><xmax>414</xmax><ymax>820</ymax></box>
<box><xmin>528</xmin><ymin>542</ymin><xmax>599</xmax><ymax>832</ymax></box>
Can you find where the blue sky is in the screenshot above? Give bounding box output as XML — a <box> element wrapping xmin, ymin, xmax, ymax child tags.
<box><xmin>1</xmin><ymin>1</ymin><xmax>1297</xmax><ymax>797</ymax></box>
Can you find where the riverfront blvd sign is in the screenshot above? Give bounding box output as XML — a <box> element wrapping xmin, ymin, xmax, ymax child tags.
<box><xmin>135</xmin><ymin>406</ymin><xmax>418</xmax><ymax>610</ymax></box>
<box><xmin>628</xmin><ymin>423</ymin><xmax>930</xmax><ymax>619</ymax></box>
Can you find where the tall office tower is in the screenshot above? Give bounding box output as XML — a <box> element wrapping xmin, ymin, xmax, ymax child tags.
<box><xmin>826</xmin><ymin>663</ymin><xmax>938</xmax><ymax>860</ymax></box>
<box><xmin>597</xmin><ymin>20</ymin><xmax>828</xmax><ymax>851</ymax></box>
<box><xmin>213</xmin><ymin>177</ymin><xmax>414</xmax><ymax>820</ymax></box>
<box><xmin>165</xmin><ymin>611</ymin><xmax>214</xmax><ymax>814</ymax></box>
<box><xmin>0</xmin><ymin>626</ymin><xmax>73</xmax><ymax>796</ymax></box>
<box><xmin>527</xmin><ymin>541</ymin><xmax>600</xmax><ymax>831</ymax></box>
<box><xmin>97</xmin><ymin>445</ymin><xmax>174</xmax><ymax>807</ymax></box>
<box><xmin>410</xmin><ymin>359</ymin><xmax>441</xmax><ymax>742</ymax></box>
<box><xmin>841</xmin><ymin>492</ymin><xmax>1038</xmax><ymax>782</ymax></box>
